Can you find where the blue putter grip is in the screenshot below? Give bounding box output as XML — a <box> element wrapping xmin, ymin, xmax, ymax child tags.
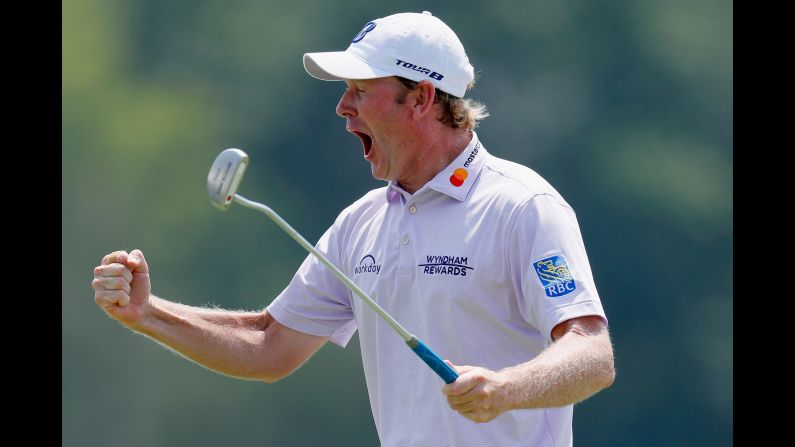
<box><xmin>407</xmin><ymin>337</ymin><xmax>459</xmax><ymax>384</ymax></box>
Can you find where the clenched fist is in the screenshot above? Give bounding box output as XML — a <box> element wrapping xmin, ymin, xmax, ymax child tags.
<box><xmin>442</xmin><ymin>361</ymin><xmax>512</xmax><ymax>423</ymax></box>
<box><xmin>92</xmin><ymin>249</ymin><xmax>151</xmax><ymax>328</ymax></box>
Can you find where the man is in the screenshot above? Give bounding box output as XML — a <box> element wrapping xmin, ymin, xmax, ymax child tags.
<box><xmin>93</xmin><ymin>11</ymin><xmax>614</xmax><ymax>446</ymax></box>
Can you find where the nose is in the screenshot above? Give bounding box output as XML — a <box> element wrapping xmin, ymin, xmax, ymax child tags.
<box><xmin>336</xmin><ymin>89</ymin><xmax>357</xmax><ymax>118</ymax></box>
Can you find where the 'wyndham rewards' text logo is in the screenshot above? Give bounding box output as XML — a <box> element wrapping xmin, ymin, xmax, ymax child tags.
<box><xmin>418</xmin><ymin>255</ymin><xmax>473</xmax><ymax>277</ymax></box>
<box><xmin>533</xmin><ymin>255</ymin><xmax>576</xmax><ymax>297</ymax></box>
<box><xmin>354</xmin><ymin>255</ymin><xmax>381</xmax><ymax>275</ymax></box>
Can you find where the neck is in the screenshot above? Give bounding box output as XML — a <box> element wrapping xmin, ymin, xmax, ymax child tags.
<box><xmin>397</xmin><ymin>127</ymin><xmax>473</xmax><ymax>194</ymax></box>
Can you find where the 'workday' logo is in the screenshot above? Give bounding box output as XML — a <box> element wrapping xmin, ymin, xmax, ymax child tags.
<box><xmin>418</xmin><ymin>255</ymin><xmax>473</xmax><ymax>277</ymax></box>
<box><xmin>354</xmin><ymin>255</ymin><xmax>381</xmax><ymax>275</ymax></box>
<box><xmin>533</xmin><ymin>255</ymin><xmax>576</xmax><ymax>297</ymax></box>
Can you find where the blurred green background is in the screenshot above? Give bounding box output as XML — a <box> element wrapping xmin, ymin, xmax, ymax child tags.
<box><xmin>62</xmin><ymin>0</ymin><xmax>732</xmax><ymax>445</ymax></box>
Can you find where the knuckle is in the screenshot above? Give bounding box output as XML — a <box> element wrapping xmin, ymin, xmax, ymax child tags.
<box><xmin>109</xmin><ymin>290</ymin><xmax>127</xmax><ymax>303</ymax></box>
<box><xmin>110</xmin><ymin>277</ymin><xmax>130</xmax><ymax>290</ymax></box>
<box><xmin>105</xmin><ymin>250</ymin><xmax>127</xmax><ymax>263</ymax></box>
<box><xmin>95</xmin><ymin>292</ymin><xmax>113</xmax><ymax>305</ymax></box>
<box><xmin>113</xmin><ymin>264</ymin><xmax>128</xmax><ymax>276</ymax></box>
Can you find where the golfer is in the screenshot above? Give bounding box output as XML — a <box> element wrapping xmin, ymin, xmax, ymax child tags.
<box><xmin>93</xmin><ymin>11</ymin><xmax>615</xmax><ymax>446</ymax></box>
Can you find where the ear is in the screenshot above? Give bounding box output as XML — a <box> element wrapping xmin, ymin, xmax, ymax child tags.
<box><xmin>410</xmin><ymin>80</ymin><xmax>437</xmax><ymax>120</ymax></box>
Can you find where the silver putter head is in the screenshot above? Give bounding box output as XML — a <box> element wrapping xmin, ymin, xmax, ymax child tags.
<box><xmin>207</xmin><ymin>148</ymin><xmax>249</xmax><ymax>211</ymax></box>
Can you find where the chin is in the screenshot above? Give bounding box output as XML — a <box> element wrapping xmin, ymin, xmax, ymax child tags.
<box><xmin>368</xmin><ymin>162</ymin><xmax>390</xmax><ymax>182</ymax></box>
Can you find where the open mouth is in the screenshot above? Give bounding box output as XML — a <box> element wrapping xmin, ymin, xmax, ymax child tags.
<box><xmin>351</xmin><ymin>131</ymin><xmax>373</xmax><ymax>158</ymax></box>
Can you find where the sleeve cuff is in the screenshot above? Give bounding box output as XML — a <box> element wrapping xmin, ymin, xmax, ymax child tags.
<box><xmin>541</xmin><ymin>299</ymin><xmax>607</xmax><ymax>344</ymax></box>
<box><xmin>267</xmin><ymin>300</ymin><xmax>357</xmax><ymax>348</ymax></box>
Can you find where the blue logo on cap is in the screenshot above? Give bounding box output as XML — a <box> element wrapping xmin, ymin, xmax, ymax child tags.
<box><xmin>533</xmin><ymin>255</ymin><xmax>576</xmax><ymax>298</ymax></box>
<box><xmin>352</xmin><ymin>21</ymin><xmax>376</xmax><ymax>43</ymax></box>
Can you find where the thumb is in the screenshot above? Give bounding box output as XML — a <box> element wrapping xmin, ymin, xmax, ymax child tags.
<box><xmin>446</xmin><ymin>361</ymin><xmax>476</xmax><ymax>376</ymax></box>
<box><xmin>444</xmin><ymin>359</ymin><xmax>460</xmax><ymax>373</ymax></box>
<box><xmin>441</xmin><ymin>361</ymin><xmax>476</xmax><ymax>395</ymax></box>
<box><xmin>126</xmin><ymin>249</ymin><xmax>149</xmax><ymax>274</ymax></box>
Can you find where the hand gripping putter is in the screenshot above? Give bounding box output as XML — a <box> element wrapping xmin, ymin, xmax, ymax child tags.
<box><xmin>207</xmin><ymin>148</ymin><xmax>459</xmax><ymax>384</ymax></box>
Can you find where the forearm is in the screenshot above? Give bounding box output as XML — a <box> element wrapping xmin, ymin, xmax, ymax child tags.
<box><xmin>129</xmin><ymin>295</ymin><xmax>277</xmax><ymax>381</ymax></box>
<box><xmin>500</xmin><ymin>330</ymin><xmax>615</xmax><ymax>409</ymax></box>
<box><xmin>152</xmin><ymin>296</ymin><xmax>265</xmax><ymax>330</ymax></box>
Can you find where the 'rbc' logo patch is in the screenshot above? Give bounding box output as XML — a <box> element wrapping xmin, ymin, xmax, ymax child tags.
<box><xmin>533</xmin><ymin>255</ymin><xmax>576</xmax><ymax>298</ymax></box>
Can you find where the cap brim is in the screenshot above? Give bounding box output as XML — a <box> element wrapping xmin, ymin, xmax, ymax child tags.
<box><xmin>303</xmin><ymin>51</ymin><xmax>394</xmax><ymax>81</ymax></box>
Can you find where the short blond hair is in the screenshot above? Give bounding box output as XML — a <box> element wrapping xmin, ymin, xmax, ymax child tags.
<box><xmin>396</xmin><ymin>77</ymin><xmax>489</xmax><ymax>130</ymax></box>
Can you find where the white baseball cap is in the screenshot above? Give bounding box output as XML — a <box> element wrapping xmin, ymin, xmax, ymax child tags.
<box><xmin>303</xmin><ymin>11</ymin><xmax>475</xmax><ymax>98</ymax></box>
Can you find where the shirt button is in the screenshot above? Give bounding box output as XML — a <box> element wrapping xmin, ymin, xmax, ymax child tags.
<box><xmin>409</xmin><ymin>205</ymin><xmax>417</xmax><ymax>214</ymax></box>
<box><xmin>400</xmin><ymin>234</ymin><xmax>409</xmax><ymax>245</ymax></box>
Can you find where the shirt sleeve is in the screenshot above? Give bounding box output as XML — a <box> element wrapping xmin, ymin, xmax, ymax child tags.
<box><xmin>508</xmin><ymin>193</ymin><xmax>607</xmax><ymax>344</ymax></box>
<box><xmin>266</xmin><ymin>223</ymin><xmax>357</xmax><ymax>348</ymax></box>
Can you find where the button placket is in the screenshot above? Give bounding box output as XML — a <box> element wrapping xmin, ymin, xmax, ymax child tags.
<box><xmin>397</xmin><ymin>194</ymin><xmax>420</xmax><ymax>277</ymax></box>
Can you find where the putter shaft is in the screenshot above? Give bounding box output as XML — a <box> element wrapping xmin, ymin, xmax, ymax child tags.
<box><xmin>233</xmin><ymin>193</ymin><xmax>459</xmax><ymax>384</ymax></box>
<box><xmin>234</xmin><ymin>194</ymin><xmax>412</xmax><ymax>341</ymax></box>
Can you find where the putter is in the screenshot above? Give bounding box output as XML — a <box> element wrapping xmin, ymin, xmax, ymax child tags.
<box><xmin>207</xmin><ymin>148</ymin><xmax>459</xmax><ymax>384</ymax></box>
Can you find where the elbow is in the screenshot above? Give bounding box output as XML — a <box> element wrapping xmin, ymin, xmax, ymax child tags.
<box><xmin>259</xmin><ymin>374</ymin><xmax>285</xmax><ymax>384</ymax></box>
<box><xmin>253</xmin><ymin>353</ymin><xmax>305</xmax><ymax>384</ymax></box>
<box><xmin>256</xmin><ymin>363</ymin><xmax>296</xmax><ymax>384</ymax></box>
<box><xmin>598</xmin><ymin>354</ymin><xmax>616</xmax><ymax>390</ymax></box>
<box><xmin>597</xmin><ymin>329</ymin><xmax>616</xmax><ymax>390</ymax></box>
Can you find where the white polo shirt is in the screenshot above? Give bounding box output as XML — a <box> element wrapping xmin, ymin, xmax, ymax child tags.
<box><xmin>267</xmin><ymin>132</ymin><xmax>606</xmax><ymax>447</ymax></box>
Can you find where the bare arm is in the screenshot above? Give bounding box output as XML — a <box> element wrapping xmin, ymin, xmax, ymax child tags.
<box><xmin>93</xmin><ymin>249</ymin><xmax>328</xmax><ymax>383</ymax></box>
<box><xmin>442</xmin><ymin>315</ymin><xmax>615</xmax><ymax>423</ymax></box>
<box><xmin>135</xmin><ymin>297</ymin><xmax>327</xmax><ymax>382</ymax></box>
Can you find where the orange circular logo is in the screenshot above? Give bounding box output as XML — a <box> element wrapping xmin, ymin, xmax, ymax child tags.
<box><xmin>449</xmin><ymin>168</ymin><xmax>468</xmax><ymax>187</ymax></box>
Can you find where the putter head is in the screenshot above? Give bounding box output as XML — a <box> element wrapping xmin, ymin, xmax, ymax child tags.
<box><xmin>207</xmin><ymin>148</ymin><xmax>249</xmax><ymax>211</ymax></box>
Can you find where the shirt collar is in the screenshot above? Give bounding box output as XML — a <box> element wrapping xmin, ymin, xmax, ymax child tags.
<box><xmin>425</xmin><ymin>132</ymin><xmax>486</xmax><ymax>201</ymax></box>
<box><xmin>386</xmin><ymin>131</ymin><xmax>487</xmax><ymax>203</ymax></box>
